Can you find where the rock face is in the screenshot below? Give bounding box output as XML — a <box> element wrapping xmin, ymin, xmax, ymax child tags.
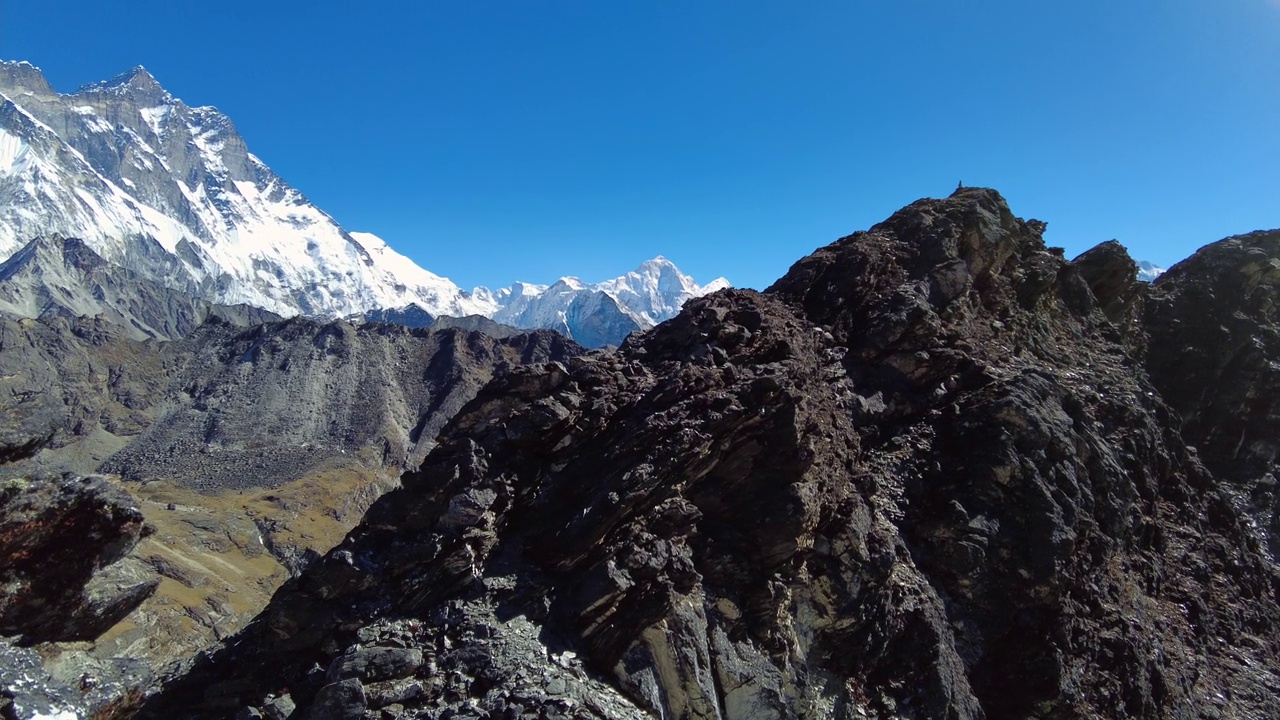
<box><xmin>1142</xmin><ymin>230</ymin><xmax>1280</xmax><ymax>556</ymax></box>
<box><xmin>0</xmin><ymin>474</ymin><xmax>154</xmax><ymax>644</ymax></box>
<box><xmin>0</xmin><ymin>314</ymin><xmax>582</xmax><ymax>486</ymax></box>
<box><xmin>145</xmin><ymin>189</ymin><xmax>1280</xmax><ymax>719</ymax></box>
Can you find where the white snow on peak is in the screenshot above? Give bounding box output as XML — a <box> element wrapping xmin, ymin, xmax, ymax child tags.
<box><xmin>594</xmin><ymin>256</ymin><xmax>731</xmax><ymax>324</ymax></box>
<box><xmin>139</xmin><ymin>106</ymin><xmax>170</xmax><ymax>136</ymax></box>
<box><xmin>347</xmin><ymin>231</ymin><xmax>496</xmax><ymax>317</ymax></box>
<box><xmin>472</xmin><ymin>256</ymin><xmax>730</xmax><ymax>345</ymax></box>
<box><xmin>1136</xmin><ymin>260</ymin><xmax>1165</xmax><ymax>283</ymax></box>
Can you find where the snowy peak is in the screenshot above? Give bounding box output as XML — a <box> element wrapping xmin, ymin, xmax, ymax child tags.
<box><xmin>0</xmin><ymin>62</ymin><xmax>496</xmax><ymax>319</ymax></box>
<box><xmin>76</xmin><ymin>65</ymin><xmax>174</xmax><ymax>109</ymax></box>
<box><xmin>480</xmin><ymin>256</ymin><xmax>731</xmax><ymax>346</ymax></box>
<box><xmin>1136</xmin><ymin>260</ymin><xmax>1165</xmax><ymax>283</ymax></box>
<box><xmin>596</xmin><ymin>256</ymin><xmax>730</xmax><ymax>325</ymax></box>
<box><xmin>0</xmin><ymin>60</ymin><xmax>732</xmax><ymax>348</ymax></box>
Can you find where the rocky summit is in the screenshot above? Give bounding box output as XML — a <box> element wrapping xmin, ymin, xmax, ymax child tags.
<box><xmin>137</xmin><ymin>188</ymin><xmax>1280</xmax><ymax>719</ymax></box>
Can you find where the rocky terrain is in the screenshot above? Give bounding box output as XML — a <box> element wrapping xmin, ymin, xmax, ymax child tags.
<box><xmin>0</xmin><ymin>469</ymin><xmax>155</xmax><ymax>719</ymax></box>
<box><xmin>0</xmin><ymin>311</ymin><xmax>582</xmax><ymax>716</ymax></box>
<box><xmin>137</xmin><ymin>188</ymin><xmax>1280</xmax><ymax>719</ymax></box>
<box><xmin>1141</xmin><ymin>231</ymin><xmax>1280</xmax><ymax>557</ymax></box>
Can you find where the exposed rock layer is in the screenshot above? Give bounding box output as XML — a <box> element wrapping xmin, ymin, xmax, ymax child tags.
<box><xmin>146</xmin><ymin>189</ymin><xmax>1280</xmax><ymax>719</ymax></box>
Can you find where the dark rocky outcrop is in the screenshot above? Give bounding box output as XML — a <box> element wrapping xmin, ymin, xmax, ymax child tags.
<box><xmin>1072</xmin><ymin>239</ymin><xmax>1149</xmax><ymax>356</ymax></box>
<box><xmin>1142</xmin><ymin>230</ymin><xmax>1280</xmax><ymax>556</ymax></box>
<box><xmin>0</xmin><ymin>474</ymin><xmax>155</xmax><ymax>643</ymax></box>
<box><xmin>144</xmin><ymin>189</ymin><xmax>1280</xmax><ymax>719</ymax></box>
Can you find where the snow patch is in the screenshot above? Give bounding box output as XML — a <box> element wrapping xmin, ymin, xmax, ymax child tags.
<box><xmin>138</xmin><ymin>106</ymin><xmax>170</xmax><ymax>137</ymax></box>
<box><xmin>0</xmin><ymin>128</ymin><xmax>31</xmax><ymax>174</ymax></box>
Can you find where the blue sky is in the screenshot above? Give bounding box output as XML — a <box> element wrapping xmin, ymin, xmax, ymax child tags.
<box><xmin>4</xmin><ymin>1</ymin><xmax>1278</xmax><ymax>290</ymax></box>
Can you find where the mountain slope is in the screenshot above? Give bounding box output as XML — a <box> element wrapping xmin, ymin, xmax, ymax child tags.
<box><xmin>145</xmin><ymin>189</ymin><xmax>1280</xmax><ymax>719</ymax></box>
<box><xmin>0</xmin><ymin>311</ymin><xmax>584</xmax><ymax>704</ymax></box>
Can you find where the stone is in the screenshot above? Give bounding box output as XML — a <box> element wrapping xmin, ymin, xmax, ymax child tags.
<box><xmin>327</xmin><ymin>647</ymin><xmax>424</xmax><ymax>684</ymax></box>
<box><xmin>309</xmin><ymin>679</ymin><xmax>366</xmax><ymax>720</ymax></box>
<box><xmin>262</xmin><ymin>693</ymin><xmax>296</xmax><ymax>720</ymax></box>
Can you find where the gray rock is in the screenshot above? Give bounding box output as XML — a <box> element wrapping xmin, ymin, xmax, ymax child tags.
<box><xmin>0</xmin><ymin>475</ymin><xmax>155</xmax><ymax>643</ymax></box>
<box><xmin>309</xmin><ymin>679</ymin><xmax>367</xmax><ymax>720</ymax></box>
<box><xmin>262</xmin><ymin>693</ymin><xmax>296</xmax><ymax>720</ymax></box>
<box><xmin>327</xmin><ymin>647</ymin><xmax>423</xmax><ymax>684</ymax></box>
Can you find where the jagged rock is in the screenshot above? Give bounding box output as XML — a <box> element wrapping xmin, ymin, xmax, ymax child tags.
<box><xmin>1072</xmin><ymin>239</ymin><xmax>1149</xmax><ymax>356</ymax></box>
<box><xmin>144</xmin><ymin>190</ymin><xmax>1280</xmax><ymax>719</ymax></box>
<box><xmin>261</xmin><ymin>693</ymin><xmax>295</xmax><ymax>720</ymax></box>
<box><xmin>0</xmin><ymin>475</ymin><xmax>156</xmax><ymax>643</ymax></box>
<box><xmin>1142</xmin><ymin>229</ymin><xmax>1280</xmax><ymax>555</ymax></box>
<box><xmin>326</xmin><ymin>647</ymin><xmax>424</xmax><ymax>683</ymax></box>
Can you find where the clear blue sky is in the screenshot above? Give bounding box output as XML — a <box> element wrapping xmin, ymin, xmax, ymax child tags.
<box><xmin>4</xmin><ymin>1</ymin><xmax>1278</xmax><ymax>290</ymax></box>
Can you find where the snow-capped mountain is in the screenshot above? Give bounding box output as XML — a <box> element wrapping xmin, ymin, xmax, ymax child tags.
<box><xmin>354</xmin><ymin>257</ymin><xmax>730</xmax><ymax>348</ymax></box>
<box><xmin>0</xmin><ymin>61</ymin><xmax>729</xmax><ymax>345</ymax></box>
<box><xmin>479</xmin><ymin>256</ymin><xmax>729</xmax><ymax>346</ymax></box>
<box><xmin>0</xmin><ymin>60</ymin><xmax>490</xmax><ymax>318</ymax></box>
<box><xmin>1136</xmin><ymin>260</ymin><xmax>1165</xmax><ymax>283</ymax></box>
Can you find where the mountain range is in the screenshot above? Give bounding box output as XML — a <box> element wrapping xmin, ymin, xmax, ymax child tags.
<box><xmin>0</xmin><ymin>60</ymin><xmax>726</xmax><ymax>346</ymax></box>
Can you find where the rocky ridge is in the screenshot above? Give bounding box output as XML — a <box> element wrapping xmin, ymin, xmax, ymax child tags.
<box><xmin>0</xmin><ymin>234</ymin><xmax>280</xmax><ymax>341</ymax></box>
<box><xmin>144</xmin><ymin>189</ymin><xmax>1280</xmax><ymax>719</ymax></box>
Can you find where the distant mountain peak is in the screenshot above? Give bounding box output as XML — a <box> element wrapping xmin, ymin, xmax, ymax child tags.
<box><xmin>1136</xmin><ymin>260</ymin><xmax>1165</xmax><ymax>283</ymax></box>
<box><xmin>93</xmin><ymin>65</ymin><xmax>157</xmax><ymax>88</ymax></box>
<box><xmin>0</xmin><ymin>59</ymin><xmax>54</xmax><ymax>97</ymax></box>
<box><xmin>77</xmin><ymin>65</ymin><xmax>171</xmax><ymax>105</ymax></box>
